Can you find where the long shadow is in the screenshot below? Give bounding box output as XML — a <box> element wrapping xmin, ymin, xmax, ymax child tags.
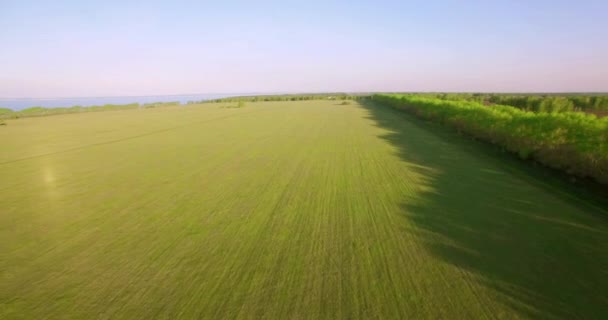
<box><xmin>358</xmin><ymin>100</ymin><xmax>608</xmax><ymax>319</ymax></box>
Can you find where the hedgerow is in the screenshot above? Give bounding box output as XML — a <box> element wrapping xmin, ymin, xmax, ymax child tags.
<box><xmin>373</xmin><ymin>94</ymin><xmax>608</xmax><ymax>184</ymax></box>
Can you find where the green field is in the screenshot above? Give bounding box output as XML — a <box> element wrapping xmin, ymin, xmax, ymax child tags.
<box><xmin>1</xmin><ymin>100</ymin><xmax>607</xmax><ymax>319</ymax></box>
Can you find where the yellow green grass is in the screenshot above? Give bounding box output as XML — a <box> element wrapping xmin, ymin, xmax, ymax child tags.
<box><xmin>1</xmin><ymin>100</ymin><xmax>607</xmax><ymax>319</ymax></box>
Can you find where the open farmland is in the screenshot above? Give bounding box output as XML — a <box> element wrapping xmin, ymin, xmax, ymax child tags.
<box><xmin>1</xmin><ymin>100</ymin><xmax>607</xmax><ymax>319</ymax></box>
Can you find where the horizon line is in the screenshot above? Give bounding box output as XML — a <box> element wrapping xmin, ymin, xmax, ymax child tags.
<box><xmin>2</xmin><ymin>90</ymin><xmax>608</xmax><ymax>100</ymax></box>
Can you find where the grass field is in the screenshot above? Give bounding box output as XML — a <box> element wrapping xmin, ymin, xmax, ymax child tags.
<box><xmin>1</xmin><ymin>100</ymin><xmax>607</xmax><ymax>319</ymax></box>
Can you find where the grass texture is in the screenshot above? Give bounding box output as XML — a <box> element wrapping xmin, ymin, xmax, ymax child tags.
<box><xmin>1</xmin><ymin>100</ymin><xmax>607</xmax><ymax>319</ymax></box>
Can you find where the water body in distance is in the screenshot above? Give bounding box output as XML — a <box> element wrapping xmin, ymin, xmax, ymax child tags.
<box><xmin>0</xmin><ymin>93</ymin><xmax>253</xmax><ymax>110</ymax></box>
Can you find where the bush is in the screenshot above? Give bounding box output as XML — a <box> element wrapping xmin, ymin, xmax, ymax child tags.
<box><xmin>142</xmin><ymin>101</ymin><xmax>180</xmax><ymax>109</ymax></box>
<box><xmin>373</xmin><ymin>94</ymin><xmax>608</xmax><ymax>185</ymax></box>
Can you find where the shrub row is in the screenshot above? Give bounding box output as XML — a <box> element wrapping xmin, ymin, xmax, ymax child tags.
<box><xmin>487</xmin><ymin>95</ymin><xmax>608</xmax><ymax>112</ymax></box>
<box><xmin>373</xmin><ymin>94</ymin><xmax>608</xmax><ymax>185</ymax></box>
<box><xmin>400</xmin><ymin>93</ymin><xmax>608</xmax><ymax>113</ymax></box>
<box><xmin>196</xmin><ymin>94</ymin><xmax>369</xmax><ymax>104</ymax></box>
<box><xmin>424</xmin><ymin>93</ymin><xmax>608</xmax><ymax>113</ymax></box>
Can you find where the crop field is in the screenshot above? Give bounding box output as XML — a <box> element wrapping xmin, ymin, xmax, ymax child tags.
<box><xmin>1</xmin><ymin>100</ymin><xmax>607</xmax><ymax>319</ymax></box>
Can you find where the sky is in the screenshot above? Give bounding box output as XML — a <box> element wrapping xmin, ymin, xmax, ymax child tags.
<box><xmin>1</xmin><ymin>0</ymin><xmax>607</xmax><ymax>98</ymax></box>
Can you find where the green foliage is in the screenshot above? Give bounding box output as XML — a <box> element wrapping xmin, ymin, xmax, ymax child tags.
<box><xmin>422</xmin><ymin>93</ymin><xmax>608</xmax><ymax>113</ymax></box>
<box><xmin>20</xmin><ymin>106</ymin><xmax>47</xmax><ymax>114</ymax></box>
<box><xmin>374</xmin><ymin>94</ymin><xmax>608</xmax><ymax>184</ymax></box>
<box><xmin>219</xmin><ymin>100</ymin><xmax>247</xmax><ymax>109</ymax></box>
<box><xmin>195</xmin><ymin>93</ymin><xmax>369</xmax><ymax>104</ymax></box>
<box><xmin>0</xmin><ymin>107</ymin><xmax>14</xmax><ymax>120</ymax></box>
<box><xmin>142</xmin><ymin>101</ymin><xmax>180</xmax><ymax>109</ymax></box>
<box><xmin>3</xmin><ymin>103</ymin><xmax>143</xmax><ymax>119</ymax></box>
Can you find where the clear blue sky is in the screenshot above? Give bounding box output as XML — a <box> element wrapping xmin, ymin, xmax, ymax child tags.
<box><xmin>1</xmin><ymin>0</ymin><xmax>607</xmax><ymax>98</ymax></box>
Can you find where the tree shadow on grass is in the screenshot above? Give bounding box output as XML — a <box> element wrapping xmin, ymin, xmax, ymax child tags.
<box><xmin>358</xmin><ymin>100</ymin><xmax>608</xmax><ymax>319</ymax></box>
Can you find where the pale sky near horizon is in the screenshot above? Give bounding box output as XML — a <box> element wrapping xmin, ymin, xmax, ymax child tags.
<box><xmin>1</xmin><ymin>0</ymin><xmax>607</xmax><ymax>98</ymax></box>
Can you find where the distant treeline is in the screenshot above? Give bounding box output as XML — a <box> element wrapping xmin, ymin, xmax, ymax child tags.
<box><xmin>0</xmin><ymin>101</ymin><xmax>181</xmax><ymax>119</ymax></box>
<box><xmin>409</xmin><ymin>93</ymin><xmax>608</xmax><ymax>113</ymax></box>
<box><xmin>193</xmin><ymin>93</ymin><xmax>369</xmax><ymax>104</ymax></box>
<box><xmin>374</xmin><ymin>94</ymin><xmax>608</xmax><ymax>185</ymax></box>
